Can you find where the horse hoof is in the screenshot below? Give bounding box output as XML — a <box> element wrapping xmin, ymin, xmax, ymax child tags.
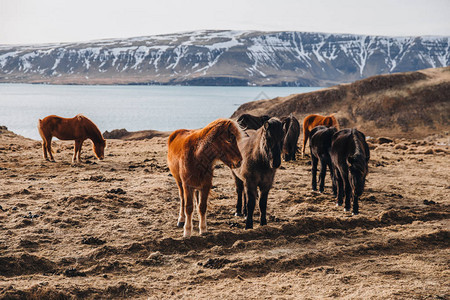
<box><xmin>352</xmin><ymin>212</ymin><xmax>359</xmax><ymax>216</ymax></box>
<box><xmin>336</xmin><ymin>203</ymin><xmax>342</xmax><ymax>207</ymax></box>
<box><xmin>344</xmin><ymin>208</ymin><xmax>350</xmax><ymax>212</ymax></box>
<box><xmin>177</xmin><ymin>221</ymin><xmax>185</xmax><ymax>228</ymax></box>
<box><xmin>235</xmin><ymin>212</ymin><xmax>243</xmax><ymax>217</ymax></box>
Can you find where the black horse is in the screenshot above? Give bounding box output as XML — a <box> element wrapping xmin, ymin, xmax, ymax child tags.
<box><xmin>309</xmin><ymin>125</ymin><xmax>338</xmax><ymax>193</ymax></box>
<box><xmin>231</xmin><ymin>118</ymin><xmax>284</xmax><ymax>229</ymax></box>
<box><xmin>281</xmin><ymin>114</ymin><xmax>300</xmax><ymax>161</ymax></box>
<box><xmin>237</xmin><ymin>114</ymin><xmax>271</xmax><ymax>130</ymax></box>
<box><xmin>330</xmin><ymin>128</ymin><xmax>370</xmax><ymax>215</ymax></box>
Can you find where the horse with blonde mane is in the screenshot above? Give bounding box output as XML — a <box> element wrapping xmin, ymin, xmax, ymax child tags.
<box><xmin>38</xmin><ymin>114</ymin><xmax>106</xmax><ymax>163</ymax></box>
<box><xmin>301</xmin><ymin>114</ymin><xmax>339</xmax><ymax>157</ymax></box>
<box><xmin>167</xmin><ymin>118</ymin><xmax>243</xmax><ymax>237</ymax></box>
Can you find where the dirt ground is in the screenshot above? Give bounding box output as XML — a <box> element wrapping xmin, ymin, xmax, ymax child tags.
<box><xmin>0</xmin><ymin>128</ymin><xmax>449</xmax><ymax>299</ymax></box>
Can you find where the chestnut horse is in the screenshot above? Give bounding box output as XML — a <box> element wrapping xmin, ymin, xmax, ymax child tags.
<box><xmin>167</xmin><ymin>118</ymin><xmax>243</xmax><ymax>237</ymax></box>
<box><xmin>302</xmin><ymin>114</ymin><xmax>339</xmax><ymax>157</ymax></box>
<box><xmin>38</xmin><ymin>114</ymin><xmax>106</xmax><ymax>163</ymax></box>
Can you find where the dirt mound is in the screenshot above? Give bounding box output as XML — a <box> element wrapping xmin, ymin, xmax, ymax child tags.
<box><xmin>103</xmin><ymin>128</ymin><xmax>170</xmax><ymax>140</ymax></box>
<box><xmin>232</xmin><ymin>67</ymin><xmax>450</xmax><ymax>138</ymax></box>
<box><xmin>0</xmin><ymin>254</ymin><xmax>57</xmax><ymax>276</ymax></box>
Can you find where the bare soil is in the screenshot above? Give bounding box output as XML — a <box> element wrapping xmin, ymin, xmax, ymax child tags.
<box><xmin>0</xmin><ymin>127</ymin><xmax>449</xmax><ymax>299</ymax></box>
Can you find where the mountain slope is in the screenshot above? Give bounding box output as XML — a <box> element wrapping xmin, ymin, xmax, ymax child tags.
<box><xmin>231</xmin><ymin>67</ymin><xmax>450</xmax><ymax>138</ymax></box>
<box><xmin>0</xmin><ymin>30</ymin><xmax>449</xmax><ymax>86</ymax></box>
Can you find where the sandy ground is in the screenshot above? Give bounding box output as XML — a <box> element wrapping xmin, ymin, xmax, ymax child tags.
<box><xmin>0</xmin><ymin>129</ymin><xmax>449</xmax><ymax>299</ymax></box>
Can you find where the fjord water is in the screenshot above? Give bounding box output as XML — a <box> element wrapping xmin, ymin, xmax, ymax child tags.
<box><xmin>0</xmin><ymin>84</ymin><xmax>322</xmax><ymax>140</ymax></box>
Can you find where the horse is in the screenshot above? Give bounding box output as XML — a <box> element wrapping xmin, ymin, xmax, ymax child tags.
<box><xmin>38</xmin><ymin>114</ymin><xmax>106</xmax><ymax>163</ymax></box>
<box><xmin>167</xmin><ymin>118</ymin><xmax>243</xmax><ymax>237</ymax></box>
<box><xmin>237</xmin><ymin>114</ymin><xmax>271</xmax><ymax>130</ymax></box>
<box><xmin>330</xmin><ymin>128</ymin><xmax>370</xmax><ymax>215</ymax></box>
<box><xmin>231</xmin><ymin>117</ymin><xmax>284</xmax><ymax>229</ymax></box>
<box><xmin>309</xmin><ymin>125</ymin><xmax>338</xmax><ymax>193</ymax></box>
<box><xmin>301</xmin><ymin>114</ymin><xmax>339</xmax><ymax>157</ymax></box>
<box><xmin>281</xmin><ymin>114</ymin><xmax>300</xmax><ymax>161</ymax></box>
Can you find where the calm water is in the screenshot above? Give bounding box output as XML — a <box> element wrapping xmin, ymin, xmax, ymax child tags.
<box><xmin>0</xmin><ymin>84</ymin><xmax>322</xmax><ymax>140</ymax></box>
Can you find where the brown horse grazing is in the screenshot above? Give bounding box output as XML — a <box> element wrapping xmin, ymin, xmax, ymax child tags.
<box><xmin>167</xmin><ymin>118</ymin><xmax>243</xmax><ymax>237</ymax></box>
<box><xmin>301</xmin><ymin>114</ymin><xmax>339</xmax><ymax>158</ymax></box>
<box><xmin>38</xmin><ymin>114</ymin><xmax>106</xmax><ymax>163</ymax></box>
<box><xmin>281</xmin><ymin>114</ymin><xmax>300</xmax><ymax>161</ymax></box>
<box><xmin>232</xmin><ymin>117</ymin><xmax>284</xmax><ymax>229</ymax></box>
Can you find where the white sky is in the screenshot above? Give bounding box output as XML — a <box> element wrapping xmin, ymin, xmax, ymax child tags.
<box><xmin>1</xmin><ymin>0</ymin><xmax>449</xmax><ymax>45</ymax></box>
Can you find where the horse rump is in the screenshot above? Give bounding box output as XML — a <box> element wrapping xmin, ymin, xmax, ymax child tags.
<box><xmin>330</xmin><ymin>128</ymin><xmax>370</xmax><ymax>215</ymax></box>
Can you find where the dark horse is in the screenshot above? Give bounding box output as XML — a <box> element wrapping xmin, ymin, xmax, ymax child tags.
<box><xmin>167</xmin><ymin>119</ymin><xmax>243</xmax><ymax>237</ymax></box>
<box><xmin>330</xmin><ymin>128</ymin><xmax>370</xmax><ymax>215</ymax></box>
<box><xmin>231</xmin><ymin>118</ymin><xmax>284</xmax><ymax>229</ymax></box>
<box><xmin>281</xmin><ymin>114</ymin><xmax>300</xmax><ymax>161</ymax></box>
<box><xmin>38</xmin><ymin>114</ymin><xmax>106</xmax><ymax>163</ymax></box>
<box><xmin>309</xmin><ymin>125</ymin><xmax>338</xmax><ymax>193</ymax></box>
<box><xmin>237</xmin><ymin>114</ymin><xmax>271</xmax><ymax>130</ymax></box>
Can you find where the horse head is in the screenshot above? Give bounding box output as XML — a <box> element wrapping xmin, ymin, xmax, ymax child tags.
<box><xmin>347</xmin><ymin>154</ymin><xmax>368</xmax><ymax>197</ymax></box>
<box><xmin>219</xmin><ymin>121</ymin><xmax>243</xmax><ymax>169</ymax></box>
<box><xmin>93</xmin><ymin>138</ymin><xmax>106</xmax><ymax>160</ymax></box>
<box><xmin>263</xmin><ymin>118</ymin><xmax>284</xmax><ymax>169</ymax></box>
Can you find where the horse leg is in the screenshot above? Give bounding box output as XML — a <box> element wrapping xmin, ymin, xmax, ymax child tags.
<box><xmin>318</xmin><ymin>157</ymin><xmax>327</xmax><ymax>193</ymax></box>
<box><xmin>329</xmin><ymin>163</ymin><xmax>337</xmax><ymax>197</ymax></box>
<box><xmin>198</xmin><ymin>184</ymin><xmax>211</xmax><ymax>235</ymax></box>
<box><xmin>335</xmin><ymin>169</ymin><xmax>344</xmax><ymax>206</ymax></box>
<box><xmin>243</xmin><ymin>193</ymin><xmax>247</xmax><ymax>217</ymax></box>
<box><xmin>46</xmin><ymin>136</ymin><xmax>55</xmax><ymax>162</ymax></box>
<box><xmin>302</xmin><ymin>129</ymin><xmax>309</xmax><ymax>158</ymax></box>
<box><xmin>41</xmin><ymin>138</ymin><xmax>48</xmax><ymax>161</ymax></box>
<box><xmin>72</xmin><ymin>140</ymin><xmax>81</xmax><ymax>164</ymax></box>
<box><xmin>77</xmin><ymin>140</ymin><xmax>83</xmax><ymax>163</ymax></box>
<box><xmin>352</xmin><ymin>194</ymin><xmax>359</xmax><ymax>216</ymax></box>
<box><xmin>183</xmin><ymin>184</ymin><xmax>194</xmax><ymax>238</ymax></box>
<box><xmin>244</xmin><ymin>184</ymin><xmax>257</xmax><ymax>229</ymax></box>
<box><xmin>311</xmin><ymin>155</ymin><xmax>318</xmax><ymax>191</ymax></box>
<box><xmin>259</xmin><ymin>188</ymin><xmax>270</xmax><ymax>226</ymax></box>
<box><xmin>176</xmin><ymin>181</ymin><xmax>185</xmax><ymax>227</ymax></box>
<box><xmin>233</xmin><ymin>174</ymin><xmax>244</xmax><ymax>216</ymax></box>
<box><xmin>343</xmin><ymin>175</ymin><xmax>352</xmax><ymax>212</ymax></box>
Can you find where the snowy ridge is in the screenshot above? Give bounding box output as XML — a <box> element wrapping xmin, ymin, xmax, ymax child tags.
<box><xmin>0</xmin><ymin>30</ymin><xmax>449</xmax><ymax>86</ymax></box>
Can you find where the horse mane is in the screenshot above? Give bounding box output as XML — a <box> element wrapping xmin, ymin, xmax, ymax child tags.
<box><xmin>77</xmin><ymin>114</ymin><xmax>105</xmax><ymax>144</ymax></box>
<box><xmin>196</xmin><ymin>119</ymin><xmax>243</xmax><ymax>155</ymax></box>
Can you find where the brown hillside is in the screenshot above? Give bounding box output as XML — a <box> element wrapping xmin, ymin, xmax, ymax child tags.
<box><xmin>231</xmin><ymin>67</ymin><xmax>450</xmax><ymax>138</ymax></box>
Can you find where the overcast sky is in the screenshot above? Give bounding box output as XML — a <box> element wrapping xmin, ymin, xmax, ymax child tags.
<box><xmin>1</xmin><ymin>0</ymin><xmax>449</xmax><ymax>45</ymax></box>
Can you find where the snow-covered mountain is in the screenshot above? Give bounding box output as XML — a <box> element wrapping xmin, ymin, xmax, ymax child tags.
<box><xmin>0</xmin><ymin>30</ymin><xmax>449</xmax><ymax>86</ymax></box>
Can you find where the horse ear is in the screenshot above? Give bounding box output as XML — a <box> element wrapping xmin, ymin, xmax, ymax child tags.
<box><xmin>263</xmin><ymin>121</ymin><xmax>269</xmax><ymax>130</ymax></box>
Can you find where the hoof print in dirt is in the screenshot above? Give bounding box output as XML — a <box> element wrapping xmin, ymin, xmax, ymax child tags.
<box><xmin>269</xmin><ymin>215</ymin><xmax>282</xmax><ymax>222</ymax></box>
<box><xmin>23</xmin><ymin>212</ymin><xmax>39</xmax><ymax>219</ymax></box>
<box><xmin>423</xmin><ymin>200</ymin><xmax>436</xmax><ymax>205</ymax></box>
<box><xmin>64</xmin><ymin>267</ymin><xmax>86</xmax><ymax>277</ymax></box>
<box><xmin>107</xmin><ymin>188</ymin><xmax>126</xmax><ymax>195</ymax></box>
<box><xmin>227</xmin><ymin>221</ymin><xmax>242</xmax><ymax>228</ymax></box>
<box><xmin>82</xmin><ymin>236</ymin><xmax>106</xmax><ymax>245</ymax></box>
<box><xmin>201</xmin><ymin>258</ymin><xmax>232</xmax><ymax>269</ymax></box>
<box><xmin>140</xmin><ymin>251</ymin><xmax>164</xmax><ymax>266</ymax></box>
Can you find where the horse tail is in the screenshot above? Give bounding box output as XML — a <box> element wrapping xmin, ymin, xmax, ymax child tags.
<box><xmin>37</xmin><ymin>119</ymin><xmax>45</xmax><ymax>140</ymax></box>
<box><xmin>37</xmin><ymin>119</ymin><xmax>55</xmax><ymax>154</ymax></box>
<box><xmin>352</xmin><ymin>128</ymin><xmax>362</xmax><ymax>156</ymax></box>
